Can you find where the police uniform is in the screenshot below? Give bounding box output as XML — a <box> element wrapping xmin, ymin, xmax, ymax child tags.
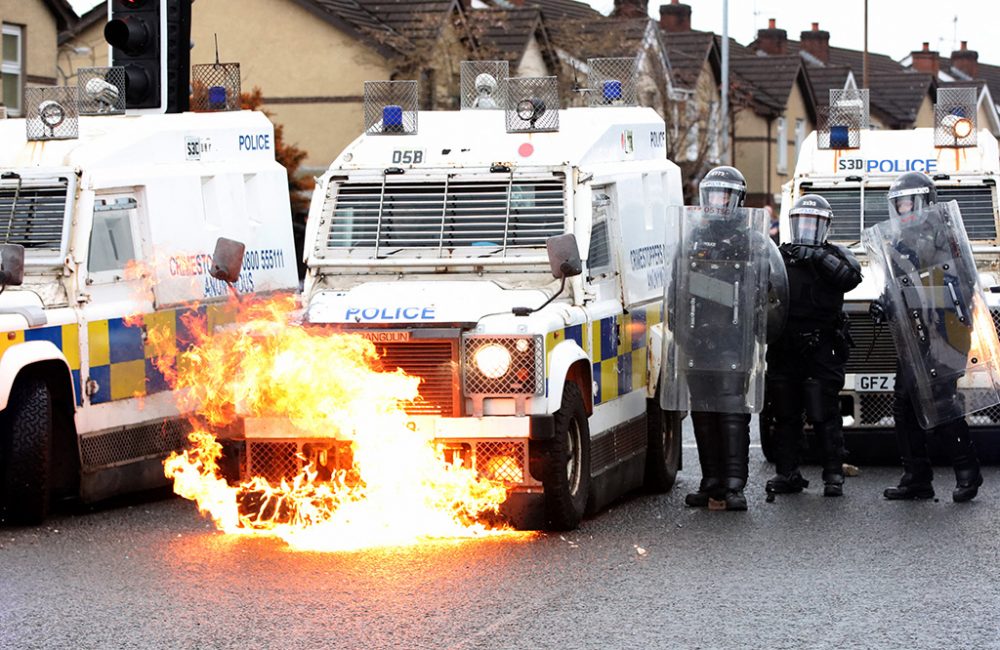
<box><xmin>765</xmin><ymin>194</ymin><xmax>862</xmax><ymax>497</ymax></box>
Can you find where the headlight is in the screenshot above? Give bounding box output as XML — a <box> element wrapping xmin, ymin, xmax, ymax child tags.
<box><xmin>474</xmin><ymin>343</ymin><xmax>511</xmax><ymax>379</ymax></box>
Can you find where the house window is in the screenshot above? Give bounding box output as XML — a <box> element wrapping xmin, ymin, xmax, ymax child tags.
<box><xmin>794</xmin><ymin>118</ymin><xmax>806</xmax><ymax>168</ymax></box>
<box><xmin>776</xmin><ymin>116</ymin><xmax>788</xmax><ymax>174</ymax></box>
<box><xmin>2</xmin><ymin>24</ymin><xmax>23</xmax><ymax>117</ymax></box>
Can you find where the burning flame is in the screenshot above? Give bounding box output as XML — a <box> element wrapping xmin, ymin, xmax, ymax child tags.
<box><xmin>140</xmin><ymin>290</ymin><xmax>523</xmax><ymax>551</ymax></box>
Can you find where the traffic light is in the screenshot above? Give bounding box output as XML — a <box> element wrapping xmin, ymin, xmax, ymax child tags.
<box><xmin>104</xmin><ymin>0</ymin><xmax>191</xmax><ymax>113</ymax></box>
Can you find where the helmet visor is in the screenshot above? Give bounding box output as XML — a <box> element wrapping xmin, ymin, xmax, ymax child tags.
<box><xmin>789</xmin><ymin>212</ymin><xmax>830</xmax><ymax>245</ymax></box>
<box><xmin>887</xmin><ymin>189</ymin><xmax>932</xmax><ymax>222</ymax></box>
<box><xmin>699</xmin><ymin>179</ymin><xmax>744</xmax><ymax>217</ymax></box>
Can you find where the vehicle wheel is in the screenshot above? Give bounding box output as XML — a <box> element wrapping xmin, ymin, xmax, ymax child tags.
<box><xmin>2</xmin><ymin>378</ymin><xmax>53</xmax><ymax>525</ymax></box>
<box><xmin>759</xmin><ymin>402</ymin><xmax>777</xmax><ymax>464</ymax></box>
<box><xmin>542</xmin><ymin>382</ymin><xmax>590</xmax><ymax>531</ymax></box>
<box><xmin>644</xmin><ymin>401</ymin><xmax>681</xmax><ymax>493</ymax></box>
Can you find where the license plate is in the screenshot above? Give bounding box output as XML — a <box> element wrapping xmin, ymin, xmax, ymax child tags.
<box><xmin>854</xmin><ymin>374</ymin><xmax>895</xmax><ymax>392</ymax></box>
<box><xmin>390</xmin><ymin>149</ymin><xmax>425</xmax><ymax>165</ymax></box>
<box><xmin>358</xmin><ymin>330</ymin><xmax>411</xmax><ymax>343</ymax></box>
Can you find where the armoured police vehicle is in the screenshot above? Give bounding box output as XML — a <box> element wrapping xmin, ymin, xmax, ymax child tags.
<box><xmin>240</xmin><ymin>61</ymin><xmax>685</xmax><ymax>530</ymax></box>
<box><xmin>775</xmin><ymin>87</ymin><xmax>1000</xmax><ymax>460</ymax></box>
<box><xmin>0</xmin><ymin>75</ymin><xmax>298</xmax><ymax>523</ymax></box>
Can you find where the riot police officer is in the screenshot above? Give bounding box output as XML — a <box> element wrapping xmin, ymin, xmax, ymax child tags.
<box><xmin>765</xmin><ymin>195</ymin><xmax>862</xmax><ymax>497</ymax></box>
<box><xmin>683</xmin><ymin>166</ymin><xmax>755</xmax><ymax>511</ymax></box>
<box><xmin>869</xmin><ymin>171</ymin><xmax>984</xmax><ymax>502</ymax></box>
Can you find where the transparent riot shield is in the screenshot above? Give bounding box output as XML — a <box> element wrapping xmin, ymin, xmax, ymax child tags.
<box><xmin>766</xmin><ymin>238</ymin><xmax>789</xmax><ymax>344</ymax></box>
<box><xmin>862</xmin><ymin>201</ymin><xmax>1000</xmax><ymax>428</ymax></box>
<box><xmin>660</xmin><ymin>206</ymin><xmax>771</xmax><ymax>413</ymax></box>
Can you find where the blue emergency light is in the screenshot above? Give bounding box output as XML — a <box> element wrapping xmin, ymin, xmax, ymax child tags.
<box><xmin>208</xmin><ymin>86</ymin><xmax>227</xmax><ymax>110</ymax></box>
<box><xmin>602</xmin><ymin>80</ymin><xmax>623</xmax><ymax>103</ymax></box>
<box><xmin>830</xmin><ymin>125</ymin><xmax>850</xmax><ymax>148</ymax></box>
<box><xmin>383</xmin><ymin>105</ymin><xmax>404</xmax><ymax>132</ymax></box>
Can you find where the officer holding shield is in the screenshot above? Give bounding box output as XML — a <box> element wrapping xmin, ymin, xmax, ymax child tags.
<box><xmin>765</xmin><ymin>195</ymin><xmax>862</xmax><ymax>498</ymax></box>
<box><xmin>867</xmin><ymin>172</ymin><xmax>985</xmax><ymax>502</ymax></box>
<box><xmin>676</xmin><ymin>166</ymin><xmax>762</xmax><ymax>511</ymax></box>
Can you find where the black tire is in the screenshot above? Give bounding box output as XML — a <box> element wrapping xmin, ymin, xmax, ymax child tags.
<box><xmin>542</xmin><ymin>382</ymin><xmax>590</xmax><ymax>531</ymax></box>
<box><xmin>2</xmin><ymin>378</ymin><xmax>53</xmax><ymax>525</ymax></box>
<box><xmin>644</xmin><ymin>401</ymin><xmax>682</xmax><ymax>493</ymax></box>
<box><xmin>759</xmin><ymin>402</ymin><xmax>777</xmax><ymax>464</ymax></box>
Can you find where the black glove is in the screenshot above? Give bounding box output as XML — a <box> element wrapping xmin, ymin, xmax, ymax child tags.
<box><xmin>868</xmin><ymin>300</ymin><xmax>886</xmax><ymax>326</ymax></box>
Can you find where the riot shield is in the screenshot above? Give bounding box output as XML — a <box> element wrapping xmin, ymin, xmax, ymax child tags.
<box><xmin>660</xmin><ymin>206</ymin><xmax>771</xmax><ymax>413</ymax></box>
<box><xmin>861</xmin><ymin>201</ymin><xmax>1000</xmax><ymax>428</ymax></box>
<box><xmin>766</xmin><ymin>238</ymin><xmax>789</xmax><ymax>344</ymax></box>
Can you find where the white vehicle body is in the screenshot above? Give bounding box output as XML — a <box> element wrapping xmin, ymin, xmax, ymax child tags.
<box><xmin>0</xmin><ymin>111</ymin><xmax>298</xmax><ymax>515</ymax></box>
<box><xmin>248</xmin><ymin>106</ymin><xmax>683</xmax><ymax>528</ymax></box>
<box><xmin>779</xmin><ymin>127</ymin><xmax>1000</xmax><ymax>437</ymax></box>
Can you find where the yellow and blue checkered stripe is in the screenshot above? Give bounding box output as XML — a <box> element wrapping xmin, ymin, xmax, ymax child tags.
<box><xmin>1</xmin><ymin>304</ymin><xmax>235</xmax><ymax>407</ymax></box>
<box><xmin>545</xmin><ymin>304</ymin><xmax>662</xmax><ymax>405</ymax></box>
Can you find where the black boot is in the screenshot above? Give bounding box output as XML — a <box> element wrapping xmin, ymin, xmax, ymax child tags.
<box><xmin>714</xmin><ymin>413</ymin><xmax>751</xmax><ymax>511</ymax></box>
<box><xmin>816</xmin><ymin>415</ymin><xmax>846</xmax><ymax>498</ymax></box>
<box><xmin>765</xmin><ymin>470</ymin><xmax>809</xmax><ymax>494</ymax></box>
<box><xmin>939</xmin><ymin>419</ymin><xmax>983</xmax><ymax>503</ymax></box>
<box><xmin>884</xmin><ymin>458</ymin><xmax>934</xmax><ymax>500</ymax></box>
<box><xmin>821</xmin><ymin>466</ymin><xmax>845</xmax><ymax>497</ymax></box>
<box><xmin>885</xmin><ymin>390</ymin><xmax>934</xmax><ymax>500</ymax></box>
<box><xmin>686</xmin><ymin>412</ymin><xmax>724</xmax><ymax>508</ymax></box>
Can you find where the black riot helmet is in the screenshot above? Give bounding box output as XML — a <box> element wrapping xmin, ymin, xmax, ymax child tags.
<box><xmin>887</xmin><ymin>171</ymin><xmax>937</xmax><ymax>222</ymax></box>
<box><xmin>699</xmin><ymin>166</ymin><xmax>747</xmax><ymax>218</ymax></box>
<box><xmin>789</xmin><ymin>194</ymin><xmax>834</xmax><ymax>245</ymax></box>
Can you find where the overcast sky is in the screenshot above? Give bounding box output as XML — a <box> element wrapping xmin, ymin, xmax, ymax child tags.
<box><xmin>70</xmin><ymin>0</ymin><xmax>1000</xmax><ymax>67</ymax></box>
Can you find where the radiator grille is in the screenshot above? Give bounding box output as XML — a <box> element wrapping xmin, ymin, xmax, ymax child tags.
<box><xmin>246</xmin><ymin>441</ymin><xmax>299</xmax><ymax>483</ymax></box>
<box><xmin>323</xmin><ymin>178</ymin><xmax>565</xmax><ymax>254</ymax></box>
<box><xmin>80</xmin><ymin>419</ymin><xmax>191</xmax><ymax>469</ymax></box>
<box><xmin>0</xmin><ymin>177</ymin><xmax>69</xmax><ymax>251</ymax></box>
<box><xmin>806</xmin><ymin>183</ymin><xmax>996</xmax><ymax>243</ymax></box>
<box><xmin>374</xmin><ymin>340</ymin><xmax>458</xmax><ymax>415</ymax></box>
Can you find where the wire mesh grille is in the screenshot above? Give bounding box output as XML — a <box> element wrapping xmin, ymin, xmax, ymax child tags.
<box><xmin>475</xmin><ymin>441</ymin><xmax>526</xmax><ymax>484</ymax></box>
<box><xmin>460</xmin><ymin>60</ymin><xmax>509</xmax><ymax>110</ymax></box>
<box><xmin>935</xmin><ymin>87</ymin><xmax>977</xmax><ymax>148</ymax></box>
<box><xmin>190</xmin><ymin>62</ymin><xmax>242</xmax><ymax>112</ymax></box>
<box><xmin>25</xmin><ymin>87</ymin><xmax>78</xmax><ymax>141</ymax></box>
<box><xmin>246</xmin><ymin>441</ymin><xmax>300</xmax><ymax>483</ymax></box>
<box><xmin>463</xmin><ymin>336</ymin><xmax>543</xmax><ymax>395</ymax></box>
<box><xmin>818</xmin><ymin>89</ymin><xmax>869</xmax><ymax>150</ymax></box>
<box><xmin>364</xmin><ymin>81</ymin><xmax>418</xmax><ymax>135</ymax></box>
<box><xmin>858</xmin><ymin>393</ymin><xmax>894</xmax><ymax>426</ymax></box>
<box><xmin>76</xmin><ymin>67</ymin><xmax>126</xmax><ymax>116</ymax></box>
<box><xmin>506</xmin><ymin>77</ymin><xmax>559</xmax><ymax>133</ymax></box>
<box><xmin>80</xmin><ymin>419</ymin><xmax>191</xmax><ymax>469</ymax></box>
<box><xmin>586</xmin><ymin>57</ymin><xmax>638</xmax><ymax>107</ymax></box>
<box><xmin>0</xmin><ymin>176</ymin><xmax>69</xmax><ymax>251</ymax></box>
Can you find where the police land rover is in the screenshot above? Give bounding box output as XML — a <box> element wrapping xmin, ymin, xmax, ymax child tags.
<box><xmin>774</xmin><ymin>87</ymin><xmax>1000</xmax><ymax>460</ymax></box>
<box><xmin>240</xmin><ymin>60</ymin><xmax>685</xmax><ymax>530</ymax></box>
<box><xmin>0</xmin><ymin>71</ymin><xmax>298</xmax><ymax>523</ymax></box>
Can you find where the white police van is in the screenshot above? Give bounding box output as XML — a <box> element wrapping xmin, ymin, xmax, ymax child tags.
<box><xmin>240</xmin><ymin>61</ymin><xmax>685</xmax><ymax>530</ymax></box>
<box><xmin>776</xmin><ymin>88</ymin><xmax>1000</xmax><ymax>459</ymax></box>
<box><xmin>0</xmin><ymin>85</ymin><xmax>298</xmax><ymax>523</ymax></box>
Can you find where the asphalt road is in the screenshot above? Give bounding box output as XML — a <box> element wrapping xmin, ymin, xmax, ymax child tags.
<box><xmin>3</xmin><ymin>420</ymin><xmax>999</xmax><ymax>649</ymax></box>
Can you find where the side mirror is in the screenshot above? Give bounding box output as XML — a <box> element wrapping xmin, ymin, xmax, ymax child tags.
<box><xmin>0</xmin><ymin>244</ymin><xmax>25</xmax><ymax>287</ymax></box>
<box><xmin>209</xmin><ymin>237</ymin><xmax>245</xmax><ymax>284</ymax></box>
<box><xmin>546</xmin><ymin>234</ymin><xmax>582</xmax><ymax>279</ymax></box>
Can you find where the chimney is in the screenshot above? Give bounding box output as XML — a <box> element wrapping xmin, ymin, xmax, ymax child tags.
<box><xmin>911</xmin><ymin>42</ymin><xmax>940</xmax><ymax>76</ymax></box>
<box><xmin>757</xmin><ymin>18</ymin><xmax>788</xmax><ymax>55</ymax></box>
<box><xmin>659</xmin><ymin>0</ymin><xmax>691</xmax><ymax>33</ymax></box>
<box><xmin>800</xmin><ymin>22</ymin><xmax>830</xmax><ymax>64</ymax></box>
<box><xmin>951</xmin><ymin>41</ymin><xmax>979</xmax><ymax>78</ymax></box>
<box><xmin>612</xmin><ymin>0</ymin><xmax>648</xmax><ymax>19</ymax></box>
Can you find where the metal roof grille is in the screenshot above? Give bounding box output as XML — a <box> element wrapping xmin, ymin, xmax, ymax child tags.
<box><xmin>0</xmin><ymin>177</ymin><xmax>70</xmax><ymax>251</ymax></box>
<box><xmin>808</xmin><ymin>184</ymin><xmax>995</xmax><ymax>243</ymax></box>
<box><xmin>325</xmin><ymin>178</ymin><xmax>565</xmax><ymax>255</ymax></box>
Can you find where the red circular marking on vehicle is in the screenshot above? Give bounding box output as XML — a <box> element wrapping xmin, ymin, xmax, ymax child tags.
<box><xmin>518</xmin><ymin>142</ymin><xmax>534</xmax><ymax>157</ymax></box>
